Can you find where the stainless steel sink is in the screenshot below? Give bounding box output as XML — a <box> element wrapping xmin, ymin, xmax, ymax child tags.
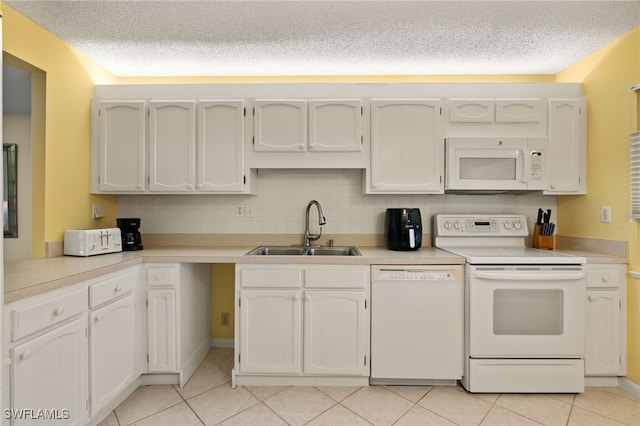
<box><xmin>245</xmin><ymin>245</ymin><xmax>362</xmax><ymax>257</ymax></box>
<box><xmin>306</xmin><ymin>247</ymin><xmax>362</xmax><ymax>256</ymax></box>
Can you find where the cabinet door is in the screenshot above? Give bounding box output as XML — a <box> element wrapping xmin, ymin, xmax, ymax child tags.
<box><xmin>98</xmin><ymin>101</ymin><xmax>147</xmax><ymax>192</ymax></box>
<box><xmin>254</xmin><ymin>100</ymin><xmax>307</xmax><ymax>151</ymax></box>
<box><xmin>496</xmin><ymin>99</ymin><xmax>544</xmax><ymax>123</ymax></box>
<box><xmin>197</xmin><ymin>100</ymin><xmax>245</xmax><ymax>192</ymax></box>
<box><xmin>308</xmin><ymin>100</ymin><xmax>362</xmax><ymax>152</ymax></box>
<box><xmin>586</xmin><ymin>290</ymin><xmax>621</xmax><ymax>375</ymax></box>
<box><xmin>89</xmin><ymin>294</ymin><xmax>135</xmax><ymax>416</ymax></box>
<box><xmin>11</xmin><ymin>317</ymin><xmax>87</xmax><ymax>426</ymax></box>
<box><xmin>303</xmin><ymin>290</ymin><xmax>368</xmax><ymax>376</ymax></box>
<box><xmin>546</xmin><ymin>99</ymin><xmax>586</xmax><ymax>194</ymax></box>
<box><xmin>147</xmin><ymin>289</ymin><xmax>177</xmax><ymax>372</ymax></box>
<box><xmin>370</xmin><ymin>99</ymin><xmax>444</xmax><ymax>193</ymax></box>
<box><xmin>149</xmin><ymin>101</ymin><xmax>196</xmax><ymax>191</ymax></box>
<box><xmin>238</xmin><ymin>290</ymin><xmax>301</xmax><ymax>374</ymax></box>
<box><xmin>448</xmin><ymin>99</ymin><xmax>494</xmax><ymax>123</ymax></box>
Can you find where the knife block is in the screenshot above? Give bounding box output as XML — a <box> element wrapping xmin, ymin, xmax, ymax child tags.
<box><xmin>532</xmin><ymin>224</ymin><xmax>554</xmax><ymax>250</ymax></box>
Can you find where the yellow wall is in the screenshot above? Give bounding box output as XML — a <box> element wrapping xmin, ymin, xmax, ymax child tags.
<box><xmin>556</xmin><ymin>28</ymin><xmax>640</xmax><ymax>382</ymax></box>
<box><xmin>2</xmin><ymin>4</ymin><xmax>118</xmax><ymax>255</ymax></box>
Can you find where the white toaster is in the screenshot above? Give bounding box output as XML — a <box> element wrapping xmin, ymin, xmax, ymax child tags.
<box><xmin>64</xmin><ymin>228</ymin><xmax>122</xmax><ymax>256</ymax></box>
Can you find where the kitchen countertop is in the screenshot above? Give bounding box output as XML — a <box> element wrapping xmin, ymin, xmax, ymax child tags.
<box><xmin>4</xmin><ymin>244</ymin><xmax>628</xmax><ymax>304</ymax></box>
<box><xmin>4</xmin><ymin>246</ymin><xmax>464</xmax><ymax>303</ymax></box>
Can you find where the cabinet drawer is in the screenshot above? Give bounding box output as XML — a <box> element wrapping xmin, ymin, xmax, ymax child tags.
<box><xmin>587</xmin><ymin>267</ymin><xmax>623</xmax><ymax>288</ymax></box>
<box><xmin>147</xmin><ymin>265</ymin><xmax>178</xmax><ymax>286</ymax></box>
<box><xmin>90</xmin><ymin>270</ymin><xmax>136</xmax><ymax>308</ymax></box>
<box><xmin>11</xmin><ymin>288</ymin><xmax>87</xmax><ymax>342</ymax></box>
<box><xmin>305</xmin><ymin>268</ymin><xmax>368</xmax><ymax>289</ymax></box>
<box><xmin>240</xmin><ymin>268</ymin><xmax>303</xmax><ymax>288</ymax></box>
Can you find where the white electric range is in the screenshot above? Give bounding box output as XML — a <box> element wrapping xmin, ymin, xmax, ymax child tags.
<box><xmin>433</xmin><ymin>214</ymin><xmax>587</xmax><ymax>393</ymax></box>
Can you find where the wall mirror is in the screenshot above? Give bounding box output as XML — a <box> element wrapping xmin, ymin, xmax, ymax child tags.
<box><xmin>4</xmin><ymin>143</ymin><xmax>18</xmax><ymax>238</ymax></box>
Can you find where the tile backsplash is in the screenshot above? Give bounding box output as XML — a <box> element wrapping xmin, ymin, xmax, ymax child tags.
<box><xmin>117</xmin><ymin>170</ymin><xmax>556</xmax><ymax>236</ymax></box>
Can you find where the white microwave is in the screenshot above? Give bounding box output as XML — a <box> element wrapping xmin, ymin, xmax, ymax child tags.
<box><xmin>445</xmin><ymin>137</ymin><xmax>547</xmax><ymax>191</ymax></box>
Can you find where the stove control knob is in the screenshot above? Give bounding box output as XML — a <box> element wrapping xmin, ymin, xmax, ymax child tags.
<box><xmin>443</xmin><ymin>221</ymin><xmax>452</xmax><ymax>230</ymax></box>
<box><xmin>504</xmin><ymin>222</ymin><xmax>512</xmax><ymax>230</ymax></box>
<box><xmin>453</xmin><ymin>221</ymin><xmax>462</xmax><ymax>230</ymax></box>
<box><xmin>514</xmin><ymin>221</ymin><xmax>523</xmax><ymax>230</ymax></box>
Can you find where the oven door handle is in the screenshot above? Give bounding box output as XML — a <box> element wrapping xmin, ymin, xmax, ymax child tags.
<box><xmin>474</xmin><ymin>270</ymin><xmax>585</xmax><ymax>281</ymax></box>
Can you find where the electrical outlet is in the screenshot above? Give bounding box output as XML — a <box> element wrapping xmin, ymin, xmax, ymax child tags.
<box><xmin>235</xmin><ymin>204</ymin><xmax>253</xmax><ymax>218</ymax></box>
<box><xmin>600</xmin><ymin>206</ymin><xmax>611</xmax><ymax>223</ymax></box>
<box><xmin>92</xmin><ymin>203</ymin><xmax>103</xmax><ymax>219</ymax></box>
<box><xmin>221</xmin><ymin>312</ymin><xmax>230</xmax><ymax>327</ymax></box>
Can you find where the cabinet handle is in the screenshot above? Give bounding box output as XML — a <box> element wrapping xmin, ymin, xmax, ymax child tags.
<box><xmin>154</xmin><ymin>274</ymin><xmax>164</xmax><ymax>281</ymax></box>
<box><xmin>550</xmin><ymin>184</ymin><xmax>557</xmax><ymax>189</ymax></box>
<box><xmin>53</xmin><ymin>307</ymin><xmax>64</xmax><ymax>316</ymax></box>
<box><xmin>4</xmin><ymin>358</ymin><xmax>12</xmax><ymax>367</ymax></box>
<box><xmin>95</xmin><ymin>314</ymin><xmax>102</xmax><ymax>323</ymax></box>
<box><xmin>114</xmin><ymin>285</ymin><xmax>122</xmax><ymax>293</ymax></box>
<box><xmin>293</xmin><ymin>294</ymin><xmax>300</xmax><ymax>301</ymax></box>
<box><xmin>601</xmin><ymin>276</ymin><xmax>610</xmax><ymax>283</ymax></box>
<box><xmin>20</xmin><ymin>351</ymin><xmax>31</xmax><ymax>361</ymax></box>
<box><xmin>588</xmin><ymin>295</ymin><xmax>595</xmax><ymax>302</ymax></box>
<box><xmin>304</xmin><ymin>294</ymin><xmax>311</xmax><ymax>302</ymax></box>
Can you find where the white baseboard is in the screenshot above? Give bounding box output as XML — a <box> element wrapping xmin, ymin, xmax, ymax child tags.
<box><xmin>212</xmin><ymin>338</ymin><xmax>234</xmax><ymax>348</ymax></box>
<box><xmin>619</xmin><ymin>376</ymin><xmax>640</xmax><ymax>399</ymax></box>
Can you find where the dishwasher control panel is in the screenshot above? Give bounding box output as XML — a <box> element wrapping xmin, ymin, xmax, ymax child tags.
<box><xmin>373</xmin><ymin>266</ymin><xmax>463</xmax><ymax>282</ymax></box>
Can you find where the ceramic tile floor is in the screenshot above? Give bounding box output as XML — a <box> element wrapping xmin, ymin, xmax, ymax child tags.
<box><xmin>100</xmin><ymin>348</ymin><xmax>640</xmax><ymax>426</ymax></box>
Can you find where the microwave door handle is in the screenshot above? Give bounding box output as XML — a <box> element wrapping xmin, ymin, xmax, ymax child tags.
<box><xmin>520</xmin><ymin>149</ymin><xmax>527</xmax><ymax>183</ymax></box>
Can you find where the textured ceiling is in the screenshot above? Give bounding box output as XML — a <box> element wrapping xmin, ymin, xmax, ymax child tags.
<box><xmin>6</xmin><ymin>0</ymin><xmax>640</xmax><ymax>77</ymax></box>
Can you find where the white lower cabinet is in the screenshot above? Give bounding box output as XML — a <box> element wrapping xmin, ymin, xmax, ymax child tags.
<box><xmin>145</xmin><ymin>264</ymin><xmax>211</xmax><ymax>386</ymax></box>
<box><xmin>3</xmin><ymin>286</ymin><xmax>89</xmax><ymax>426</ymax></box>
<box><xmin>11</xmin><ymin>317</ymin><xmax>88</xmax><ymax>426</ymax></box>
<box><xmin>303</xmin><ymin>290</ymin><xmax>368</xmax><ymax>375</ymax></box>
<box><xmin>89</xmin><ymin>294</ymin><xmax>136</xmax><ymax>417</ymax></box>
<box><xmin>147</xmin><ymin>289</ymin><xmax>177</xmax><ymax>372</ymax></box>
<box><xmin>234</xmin><ymin>264</ymin><xmax>370</xmax><ymax>385</ymax></box>
<box><xmin>585</xmin><ymin>264</ymin><xmax>626</xmax><ymax>377</ymax></box>
<box><xmin>238</xmin><ymin>290</ymin><xmax>302</xmax><ymax>374</ymax></box>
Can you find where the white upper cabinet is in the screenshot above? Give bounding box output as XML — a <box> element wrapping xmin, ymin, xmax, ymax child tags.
<box><xmin>308</xmin><ymin>100</ymin><xmax>362</xmax><ymax>152</ymax></box>
<box><xmin>446</xmin><ymin>98</ymin><xmax>547</xmax><ymax>138</ymax></box>
<box><xmin>449</xmin><ymin>99</ymin><xmax>494</xmax><ymax>123</ymax></box>
<box><xmin>495</xmin><ymin>98</ymin><xmax>545</xmax><ymax>123</ymax></box>
<box><xmin>197</xmin><ymin>100</ymin><xmax>245</xmax><ymax>192</ymax></box>
<box><xmin>254</xmin><ymin>100</ymin><xmax>307</xmax><ymax>152</ymax></box>
<box><xmin>97</xmin><ymin>101</ymin><xmax>147</xmax><ymax>192</ymax></box>
<box><xmin>546</xmin><ymin>98</ymin><xmax>587</xmax><ymax>194</ymax></box>
<box><xmin>253</xmin><ymin>99</ymin><xmax>363</xmax><ymax>153</ymax></box>
<box><xmin>369</xmin><ymin>99</ymin><xmax>444</xmax><ymax>194</ymax></box>
<box><xmin>92</xmin><ymin>98</ymin><xmax>248</xmax><ymax>194</ymax></box>
<box><xmin>148</xmin><ymin>101</ymin><xmax>196</xmax><ymax>192</ymax></box>
<box><xmin>249</xmin><ymin>98</ymin><xmax>366</xmax><ymax>168</ymax></box>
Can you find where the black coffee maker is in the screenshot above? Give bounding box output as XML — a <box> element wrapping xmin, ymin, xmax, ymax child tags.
<box><xmin>384</xmin><ymin>208</ymin><xmax>422</xmax><ymax>251</ymax></box>
<box><xmin>117</xmin><ymin>218</ymin><xmax>143</xmax><ymax>251</ymax></box>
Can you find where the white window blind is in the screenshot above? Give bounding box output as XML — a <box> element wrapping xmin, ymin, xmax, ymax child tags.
<box><xmin>630</xmin><ymin>131</ymin><xmax>640</xmax><ymax>219</ymax></box>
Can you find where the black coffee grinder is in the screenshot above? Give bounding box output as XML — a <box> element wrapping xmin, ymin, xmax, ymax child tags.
<box><xmin>117</xmin><ymin>218</ymin><xmax>143</xmax><ymax>251</ymax></box>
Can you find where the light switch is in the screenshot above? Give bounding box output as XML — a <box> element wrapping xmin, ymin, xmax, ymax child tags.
<box><xmin>600</xmin><ymin>206</ymin><xmax>611</xmax><ymax>223</ymax></box>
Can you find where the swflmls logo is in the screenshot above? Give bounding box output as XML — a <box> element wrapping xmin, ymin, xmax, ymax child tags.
<box><xmin>3</xmin><ymin>408</ymin><xmax>71</xmax><ymax>420</ymax></box>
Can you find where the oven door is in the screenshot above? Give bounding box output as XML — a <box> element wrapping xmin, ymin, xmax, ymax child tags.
<box><xmin>467</xmin><ymin>265</ymin><xmax>586</xmax><ymax>358</ymax></box>
<box><xmin>446</xmin><ymin>138</ymin><xmax>527</xmax><ymax>191</ymax></box>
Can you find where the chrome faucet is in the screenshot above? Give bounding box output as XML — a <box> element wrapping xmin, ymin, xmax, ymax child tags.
<box><xmin>303</xmin><ymin>200</ymin><xmax>326</xmax><ymax>247</ymax></box>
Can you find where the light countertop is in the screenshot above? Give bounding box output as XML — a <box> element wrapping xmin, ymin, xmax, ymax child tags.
<box><xmin>4</xmin><ymin>246</ymin><xmax>463</xmax><ymax>303</ymax></box>
<box><xmin>4</xmin><ymin>244</ymin><xmax>627</xmax><ymax>304</ymax></box>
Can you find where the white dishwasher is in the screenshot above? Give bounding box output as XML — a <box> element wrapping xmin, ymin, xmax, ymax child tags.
<box><xmin>370</xmin><ymin>265</ymin><xmax>464</xmax><ymax>385</ymax></box>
